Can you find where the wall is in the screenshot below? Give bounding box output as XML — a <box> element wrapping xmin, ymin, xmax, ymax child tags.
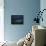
<box><xmin>4</xmin><ymin>0</ymin><xmax>40</xmax><ymax>42</ymax></box>
<box><xmin>40</xmin><ymin>0</ymin><xmax>46</xmax><ymax>27</ymax></box>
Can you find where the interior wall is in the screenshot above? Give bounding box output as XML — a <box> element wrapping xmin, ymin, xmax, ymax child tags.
<box><xmin>40</xmin><ymin>0</ymin><xmax>46</xmax><ymax>27</ymax></box>
<box><xmin>4</xmin><ymin>0</ymin><xmax>40</xmax><ymax>42</ymax></box>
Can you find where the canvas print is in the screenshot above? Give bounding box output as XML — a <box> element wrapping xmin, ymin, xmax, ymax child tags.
<box><xmin>11</xmin><ymin>15</ymin><xmax>24</xmax><ymax>24</ymax></box>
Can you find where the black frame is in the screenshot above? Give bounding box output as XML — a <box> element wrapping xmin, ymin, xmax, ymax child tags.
<box><xmin>11</xmin><ymin>15</ymin><xmax>24</xmax><ymax>24</ymax></box>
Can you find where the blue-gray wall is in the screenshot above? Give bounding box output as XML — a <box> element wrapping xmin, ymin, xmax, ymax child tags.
<box><xmin>40</xmin><ymin>0</ymin><xmax>46</xmax><ymax>27</ymax></box>
<box><xmin>4</xmin><ymin>0</ymin><xmax>40</xmax><ymax>42</ymax></box>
